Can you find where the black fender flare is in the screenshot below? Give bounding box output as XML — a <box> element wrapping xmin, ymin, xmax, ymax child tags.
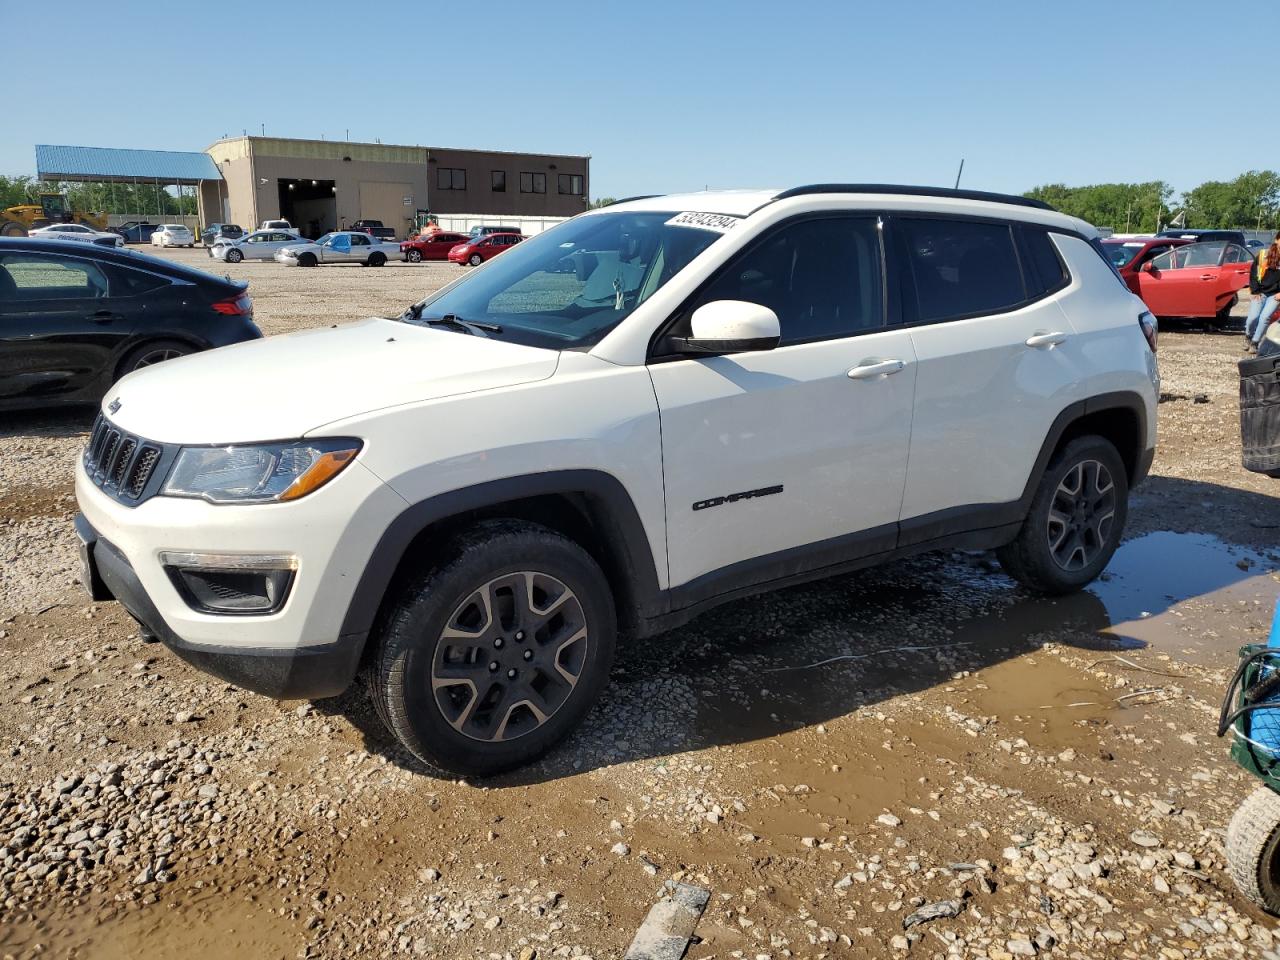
<box><xmin>338</xmin><ymin>469</ymin><xmax>665</xmax><ymax>646</ymax></box>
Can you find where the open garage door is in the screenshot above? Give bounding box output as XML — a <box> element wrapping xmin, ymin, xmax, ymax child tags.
<box><xmin>358</xmin><ymin>181</ymin><xmax>414</xmax><ymax>238</ymax></box>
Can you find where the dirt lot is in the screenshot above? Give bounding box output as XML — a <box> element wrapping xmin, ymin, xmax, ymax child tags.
<box><xmin>1</xmin><ymin>248</ymin><xmax>1279</xmax><ymax>960</ymax></box>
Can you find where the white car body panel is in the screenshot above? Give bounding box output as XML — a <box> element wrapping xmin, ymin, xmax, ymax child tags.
<box><xmin>651</xmin><ymin>328</ymin><xmax>917</xmax><ymax>587</ymax></box>
<box><xmin>102</xmin><ymin>318</ymin><xmax>561</xmax><ymax>444</ymax></box>
<box><xmin>28</xmin><ymin>224</ymin><xmax>123</xmax><ymax>247</ymax></box>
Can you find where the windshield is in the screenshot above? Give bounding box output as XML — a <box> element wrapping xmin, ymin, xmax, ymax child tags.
<box><xmin>1104</xmin><ymin>241</ymin><xmax>1146</xmax><ymax>268</ymax></box>
<box><xmin>407</xmin><ymin>212</ymin><xmax>725</xmax><ymax>348</ymax></box>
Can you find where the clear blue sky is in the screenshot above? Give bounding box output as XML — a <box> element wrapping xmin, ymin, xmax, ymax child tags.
<box><xmin>4</xmin><ymin>0</ymin><xmax>1266</xmax><ymax>199</ymax></box>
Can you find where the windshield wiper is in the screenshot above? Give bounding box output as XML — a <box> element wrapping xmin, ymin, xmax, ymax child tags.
<box><xmin>423</xmin><ymin>313</ymin><xmax>503</xmax><ymax>335</ymax></box>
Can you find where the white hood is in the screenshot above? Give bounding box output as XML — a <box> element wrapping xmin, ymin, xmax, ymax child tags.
<box><xmin>105</xmin><ymin>318</ymin><xmax>560</xmax><ymax>444</ymax></box>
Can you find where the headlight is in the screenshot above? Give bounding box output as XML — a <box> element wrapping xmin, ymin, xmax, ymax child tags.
<box><xmin>161</xmin><ymin>439</ymin><xmax>361</xmax><ymax>504</ymax></box>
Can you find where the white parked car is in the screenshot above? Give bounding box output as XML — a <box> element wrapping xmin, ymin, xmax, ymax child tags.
<box><xmin>259</xmin><ymin>219</ymin><xmax>294</xmax><ymax>232</ymax></box>
<box><xmin>208</xmin><ymin>229</ymin><xmax>302</xmax><ymax>263</ymax></box>
<box><xmin>150</xmin><ymin>224</ymin><xmax>195</xmax><ymax>248</ymax></box>
<box><xmin>275</xmin><ymin>231</ymin><xmax>400</xmax><ymax>267</ymax></box>
<box><xmin>27</xmin><ymin>223</ymin><xmax>124</xmax><ymax>248</ymax></box>
<box><xmin>75</xmin><ymin>184</ymin><xmax>1159</xmax><ymax>777</ymax></box>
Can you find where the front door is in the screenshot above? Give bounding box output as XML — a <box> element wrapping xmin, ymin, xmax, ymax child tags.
<box><xmin>1137</xmin><ymin>241</ymin><xmax>1225</xmax><ymax>317</ymax></box>
<box><xmin>649</xmin><ymin>215</ymin><xmax>916</xmax><ymax>601</ymax></box>
<box><xmin>0</xmin><ymin>250</ymin><xmax>133</xmax><ymax>404</ymax></box>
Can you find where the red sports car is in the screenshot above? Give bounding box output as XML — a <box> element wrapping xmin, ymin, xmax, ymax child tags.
<box><xmin>1102</xmin><ymin>236</ymin><xmax>1191</xmax><ymax>296</ymax></box>
<box><xmin>1133</xmin><ymin>239</ymin><xmax>1254</xmax><ymax>321</ymax></box>
<box><xmin>400</xmin><ymin>231</ymin><xmax>469</xmax><ymax>263</ymax></box>
<box><xmin>448</xmin><ymin>232</ymin><xmax>524</xmax><ymax>266</ymax></box>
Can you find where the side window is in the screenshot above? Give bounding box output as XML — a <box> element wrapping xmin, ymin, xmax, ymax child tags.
<box><xmin>899</xmin><ymin>218</ymin><xmax>1025</xmax><ymax>323</ymax></box>
<box><xmin>245</xmin><ymin>234</ymin><xmax>262</xmax><ymax>244</ymax></box>
<box><xmin>0</xmin><ymin>254</ymin><xmax>110</xmax><ymax>301</ymax></box>
<box><xmin>1225</xmin><ymin>244</ymin><xmax>1252</xmax><ymax>264</ymax></box>
<box><xmin>1020</xmin><ymin>228</ymin><xmax>1069</xmax><ymax>297</ymax></box>
<box><xmin>1183</xmin><ymin>241</ymin><xmax>1225</xmax><ymax>267</ymax></box>
<box><xmin>350</xmin><ymin>234</ymin><xmax>370</xmax><ymax>247</ymax></box>
<box><xmin>683</xmin><ymin>216</ymin><xmax>884</xmax><ymax>346</ymax></box>
<box><xmin>1150</xmin><ymin>248</ymin><xmax>1179</xmax><ymax>271</ymax></box>
<box><xmin>106</xmin><ymin>265</ymin><xmax>170</xmax><ymax>297</ymax></box>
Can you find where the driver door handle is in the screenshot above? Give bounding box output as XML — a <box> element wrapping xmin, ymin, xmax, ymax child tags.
<box><xmin>1199</xmin><ymin>273</ymin><xmax>1215</xmax><ymax>281</ymax></box>
<box><xmin>89</xmin><ymin>310</ymin><xmax>123</xmax><ymax>324</ymax></box>
<box><xmin>1025</xmin><ymin>331</ymin><xmax>1068</xmax><ymax>349</ymax></box>
<box><xmin>847</xmin><ymin>358</ymin><xmax>906</xmax><ymax>380</ymax></box>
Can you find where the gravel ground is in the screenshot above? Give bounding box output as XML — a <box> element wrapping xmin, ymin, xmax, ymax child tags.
<box><xmin>1</xmin><ymin>248</ymin><xmax>1279</xmax><ymax>959</ymax></box>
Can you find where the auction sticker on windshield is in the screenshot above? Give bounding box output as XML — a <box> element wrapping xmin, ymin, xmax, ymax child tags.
<box><xmin>666</xmin><ymin>212</ymin><xmax>741</xmax><ymax>233</ymax></box>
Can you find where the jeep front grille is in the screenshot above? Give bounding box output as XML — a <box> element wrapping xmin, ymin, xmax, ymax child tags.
<box><xmin>84</xmin><ymin>414</ymin><xmax>169</xmax><ymax>505</ymax></box>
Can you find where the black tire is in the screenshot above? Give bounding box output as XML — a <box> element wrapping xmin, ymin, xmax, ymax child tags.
<box><xmin>469</xmin><ymin>253</ymin><xmax>483</xmax><ymax>267</ymax></box>
<box><xmin>997</xmin><ymin>435</ymin><xmax>1128</xmax><ymax>594</ymax></box>
<box><xmin>368</xmin><ymin>253</ymin><xmax>386</xmax><ymax>267</ymax></box>
<box><xmin>298</xmin><ymin>252</ymin><xmax>317</xmax><ymax>267</ymax></box>
<box><xmin>225</xmin><ymin>248</ymin><xmax>243</xmax><ymax>263</ymax></box>
<box><xmin>117</xmin><ymin>339</ymin><xmax>193</xmax><ymax>380</ymax></box>
<box><xmin>0</xmin><ymin>220</ymin><xmax>27</xmax><ymax>238</ymax></box>
<box><xmin>406</xmin><ymin>249</ymin><xmax>423</xmax><ymax>263</ymax></box>
<box><xmin>1227</xmin><ymin>786</ymin><xmax>1280</xmax><ymax>914</ymax></box>
<box><xmin>368</xmin><ymin>519</ymin><xmax>617</xmax><ymax>777</ymax></box>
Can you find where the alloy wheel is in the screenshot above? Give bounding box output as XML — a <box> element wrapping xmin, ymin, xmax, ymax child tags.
<box><xmin>131</xmin><ymin>347</ymin><xmax>184</xmax><ymax>370</ymax></box>
<box><xmin>1046</xmin><ymin>459</ymin><xmax>1116</xmax><ymax>571</ymax></box>
<box><xmin>430</xmin><ymin>571</ymin><xmax>589</xmax><ymax>743</ymax></box>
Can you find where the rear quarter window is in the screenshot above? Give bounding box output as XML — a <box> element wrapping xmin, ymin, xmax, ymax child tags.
<box><xmin>1020</xmin><ymin>228</ymin><xmax>1070</xmax><ymax>296</ymax></box>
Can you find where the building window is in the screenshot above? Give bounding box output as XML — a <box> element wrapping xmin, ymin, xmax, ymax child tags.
<box><xmin>519</xmin><ymin>172</ymin><xmax>546</xmax><ymax>194</ymax></box>
<box><xmin>491</xmin><ymin>170</ymin><xmax>506</xmax><ymax>192</ymax></box>
<box><xmin>557</xmin><ymin>174</ymin><xmax>584</xmax><ymax>196</ymax></box>
<box><xmin>436</xmin><ymin>167</ymin><xmax>466</xmax><ymax>191</ymax></box>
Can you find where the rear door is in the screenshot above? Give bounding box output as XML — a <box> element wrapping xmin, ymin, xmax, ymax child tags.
<box><xmin>1137</xmin><ymin>241</ymin><xmax>1225</xmax><ymax>317</ymax></box>
<box><xmin>892</xmin><ymin>217</ymin><xmax>1080</xmax><ymax>541</ymax></box>
<box><xmin>1220</xmin><ymin>243</ymin><xmax>1254</xmax><ymax>312</ymax></box>
<box><xmin>348</xmin><ymin>234</ymin><xmax>372</xmax><ymax>262</ymax></box>
<box><xmin>0</xmin><ymin>251</ymin><xmax>134</xmax><ymax>404</ymax></box>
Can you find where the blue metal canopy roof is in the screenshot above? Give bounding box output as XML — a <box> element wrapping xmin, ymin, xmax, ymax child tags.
<box><xmin>35</xmin><ymin>144</ymin><xmax>222</xmax><ymax>183</ymax></box>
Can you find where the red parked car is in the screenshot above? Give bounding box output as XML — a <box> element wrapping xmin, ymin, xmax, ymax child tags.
<box><xmin>448</xmin><ymin>232</ymin><xmax>524</xmax><ymax>266</ymax></box>
<box><xmin>1102</xmin><ymin>236</ymin><xmax>1192</xmax><ymax>296</ymax></box>
<box><xmin>400</xmin><ymin>231</ymin><xmax>469</xmax><ymax>263</ymax></box>
<box><xmin>1132</xmin><ymin>239</ymin><xmax>1254</xmax><ymax>321</ymax></box>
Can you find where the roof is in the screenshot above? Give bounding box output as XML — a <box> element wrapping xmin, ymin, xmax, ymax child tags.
<box><xmin>606</xmin><ymin>185</ymin><xmax>1090</xmax><ymax>234</ymax></box>
<box><xmin>35</xmin><ymin>145</ymin><xmax>222</xmax><ymax>183</ymax></box>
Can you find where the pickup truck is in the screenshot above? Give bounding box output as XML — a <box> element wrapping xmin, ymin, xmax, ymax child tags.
<box><xmin>349</xmin><ymin>219</ymin><xmax>398</xmax><ymax>241</ymax></box>
<box><xmin>274</xmin><ymin>230</ymin><xmax>400</xmax><ymax>267</ymax></box>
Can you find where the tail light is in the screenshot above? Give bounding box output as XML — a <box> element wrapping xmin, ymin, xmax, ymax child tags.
<box><xmin>213</xmin><ymin>292</ymin><xmax>253</xmax><ymax>316</ymax></box>
<box><xmin>1138</xmin><ymin>311</ymin><xmax>1158</xmax><ymax>353</ymax></box>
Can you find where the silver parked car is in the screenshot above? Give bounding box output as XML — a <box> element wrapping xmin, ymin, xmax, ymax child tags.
<box><xmin>208</xmin><ymin>229</ymin><xmax>302</xmax><ymax>263</ymax></box>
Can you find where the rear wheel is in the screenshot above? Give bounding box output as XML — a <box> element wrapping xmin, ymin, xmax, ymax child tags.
<box><xmin>225</xmin><ymin>248</ymin><xmax>243</xmax><ymax>263</ymax></box>
<box><xmin>118</xmin><ymin>339</ymin><xmax>193</xmax><ymax>379</ymax></box>
<box><xmin>1227</xmin><ymin>786</ymin><xmax>1280</xmax><ymax>914</ymax></box>
<box><xmin>0</xmin><ymin>220</ymin><xmax>27</xmax><ymax>237</ymax></box>
<box><xmin>367</xmin><ymin>519</ymin><xmax>617</xmax><ymax>777</ymax></box>
<box><xmin>469</xmin><ymin>253</ymin><xmax>483</xmax><ymax>266</ymax></box>
<box><xmin>997</xmin><ymin>435</ymin><xmax>1128</xmax><ymax>594</ymax></box>
<box><xmin>368</xmin><ymin>253</ymin><xmax>386</xmax><ymax>267</ymax></box>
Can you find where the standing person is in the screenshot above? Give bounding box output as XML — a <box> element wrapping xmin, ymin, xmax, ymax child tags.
<box><xmin>1246</xmin><ymin>232</ymin><xmax>1280</xmax><ymax>354</ymax></box>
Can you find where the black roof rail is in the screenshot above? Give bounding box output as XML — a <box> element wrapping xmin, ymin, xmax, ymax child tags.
<box><xmin>603</xmin><ymin>194</ymin><xmax>662</xmax><ymax>207</ymax></box>
<box><xmin>772</xmin><ymin>183</ymin><xmax>1055</xmax><ymax>212</ymax></box>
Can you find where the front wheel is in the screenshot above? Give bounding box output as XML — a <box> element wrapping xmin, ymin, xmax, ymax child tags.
<box><xmin>368</xmin><ymin>520</ymin><xmax>617</xmax><ymax>777</ymax></box>
<box><xmin>1227</xmin><ymin>786</ymin><xmax>1280</xmax><ymax>914</ymax></box>
<box><xmin>406</xmin><ymin>249</ymin><xmax>423</xmax><ymax>263</ymax></box>
<box><xmin>997</xmin><ymin>435</ymin><xmax>1128</xmax><ymax>594</ymax></box>
<box><xmin>469</xmin><ymin>253</ymin><xmax>483</xmax><ymax>266</ymax></box>
<box><xmin>225</xmin><ymin>248</ymin><xmax>243</xmax><ymax>263</ymax></box>
<box><xmin>298</xmin><ymin>252</ymin><xmax>317</xmax><ymax>267</ymax></box>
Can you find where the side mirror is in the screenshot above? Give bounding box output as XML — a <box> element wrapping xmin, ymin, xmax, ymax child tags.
<box><xmin>673</xmin><ymin>300</ymin><xmax>781</xmax><ymax>355</ymax></box>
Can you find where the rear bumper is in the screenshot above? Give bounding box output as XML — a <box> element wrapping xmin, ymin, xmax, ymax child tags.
<box><xmin>75</xmin><ymin>512</ymin><xmax>366</xmax><ymax>700</ymax></box>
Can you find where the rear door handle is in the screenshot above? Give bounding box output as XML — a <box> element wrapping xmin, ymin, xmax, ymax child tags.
<box><xmin>847</xmin><ymin>358</ymin><xmax>906</xmax><ymax>380</ymax></box>
<box><xmin>89</xmin><ymin>311</ymin><xmax>123</xmax><ymax>324</ymax></box>
<box><xmin>1200</xmin><ymin>274</ymin><xmax>1215</xmax><ymax>281</ymax></box>
<box><xmin>1025</xmin><ymin>331</ymin><xmax>1068</xmax><ymax>349</ymax></box>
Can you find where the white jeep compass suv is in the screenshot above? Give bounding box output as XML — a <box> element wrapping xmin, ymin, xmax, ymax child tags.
<box><xmin>74</xmin><ymin>185</ymin><xmax>1159</xmax><ymax>775</ymax></box>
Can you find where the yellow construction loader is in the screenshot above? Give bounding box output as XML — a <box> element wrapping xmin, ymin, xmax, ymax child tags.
<box><xmin>0</xmin><ymin>193</ymin><xmax>107</xmax><ymax>237</ymax></box>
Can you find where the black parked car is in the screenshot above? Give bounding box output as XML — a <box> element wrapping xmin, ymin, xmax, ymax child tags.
<box><xmin>1158</xmin><ymin>228</ymin><xmax>1249</xmax><ymax>247</ymax></box>
<box><xmin>111</xmin><ymin>221</ymin><xmax>162</xmax><ymax>244</ymax></box>
<box><xmin>0</xmin><ymin>238</ymin><xmax>261</xmax><ymax>411</ymax></box>
<box><xmin>201</xmin><ymin>223</ymin><xmax>244</xmax><ymax>246</ymax></box>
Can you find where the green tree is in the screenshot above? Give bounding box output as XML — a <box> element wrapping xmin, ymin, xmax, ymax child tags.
<box><xmin>1183</xmin><ymin>170</ymin><xmax>1280</xmax><ymax>229</ymax></box>
<box><xmin>1024</xmin><ymin>181</ymin><xmax>1174</xmax><ymax>232</ymax></box>
<box><xmin>588</xmin><ymin>196</ymin><xmax>617</xmax><ymax>209</ymax></box>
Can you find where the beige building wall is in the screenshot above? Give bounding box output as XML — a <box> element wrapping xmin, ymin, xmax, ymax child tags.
<box><xmin>206</xmin><ymin>136</ymin><xmax>590</xmax><ymax>233</ymax></box>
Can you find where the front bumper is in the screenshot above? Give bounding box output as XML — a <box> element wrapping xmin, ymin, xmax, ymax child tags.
<box><xmin>74</xmin><ymin>450</ymin><xmax>407</xmax><ymax>699</ymax></box>
<box><xmin>76</xmin><ymin>515</ymin><xmax>361</xmax><ymax>698</ymax></box>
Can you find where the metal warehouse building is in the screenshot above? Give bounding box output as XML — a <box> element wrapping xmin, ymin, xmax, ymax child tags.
<box><xmin>202</xmin><ymin>136</ymin><xmax>590</xmax><ymax>238</ymax></box>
